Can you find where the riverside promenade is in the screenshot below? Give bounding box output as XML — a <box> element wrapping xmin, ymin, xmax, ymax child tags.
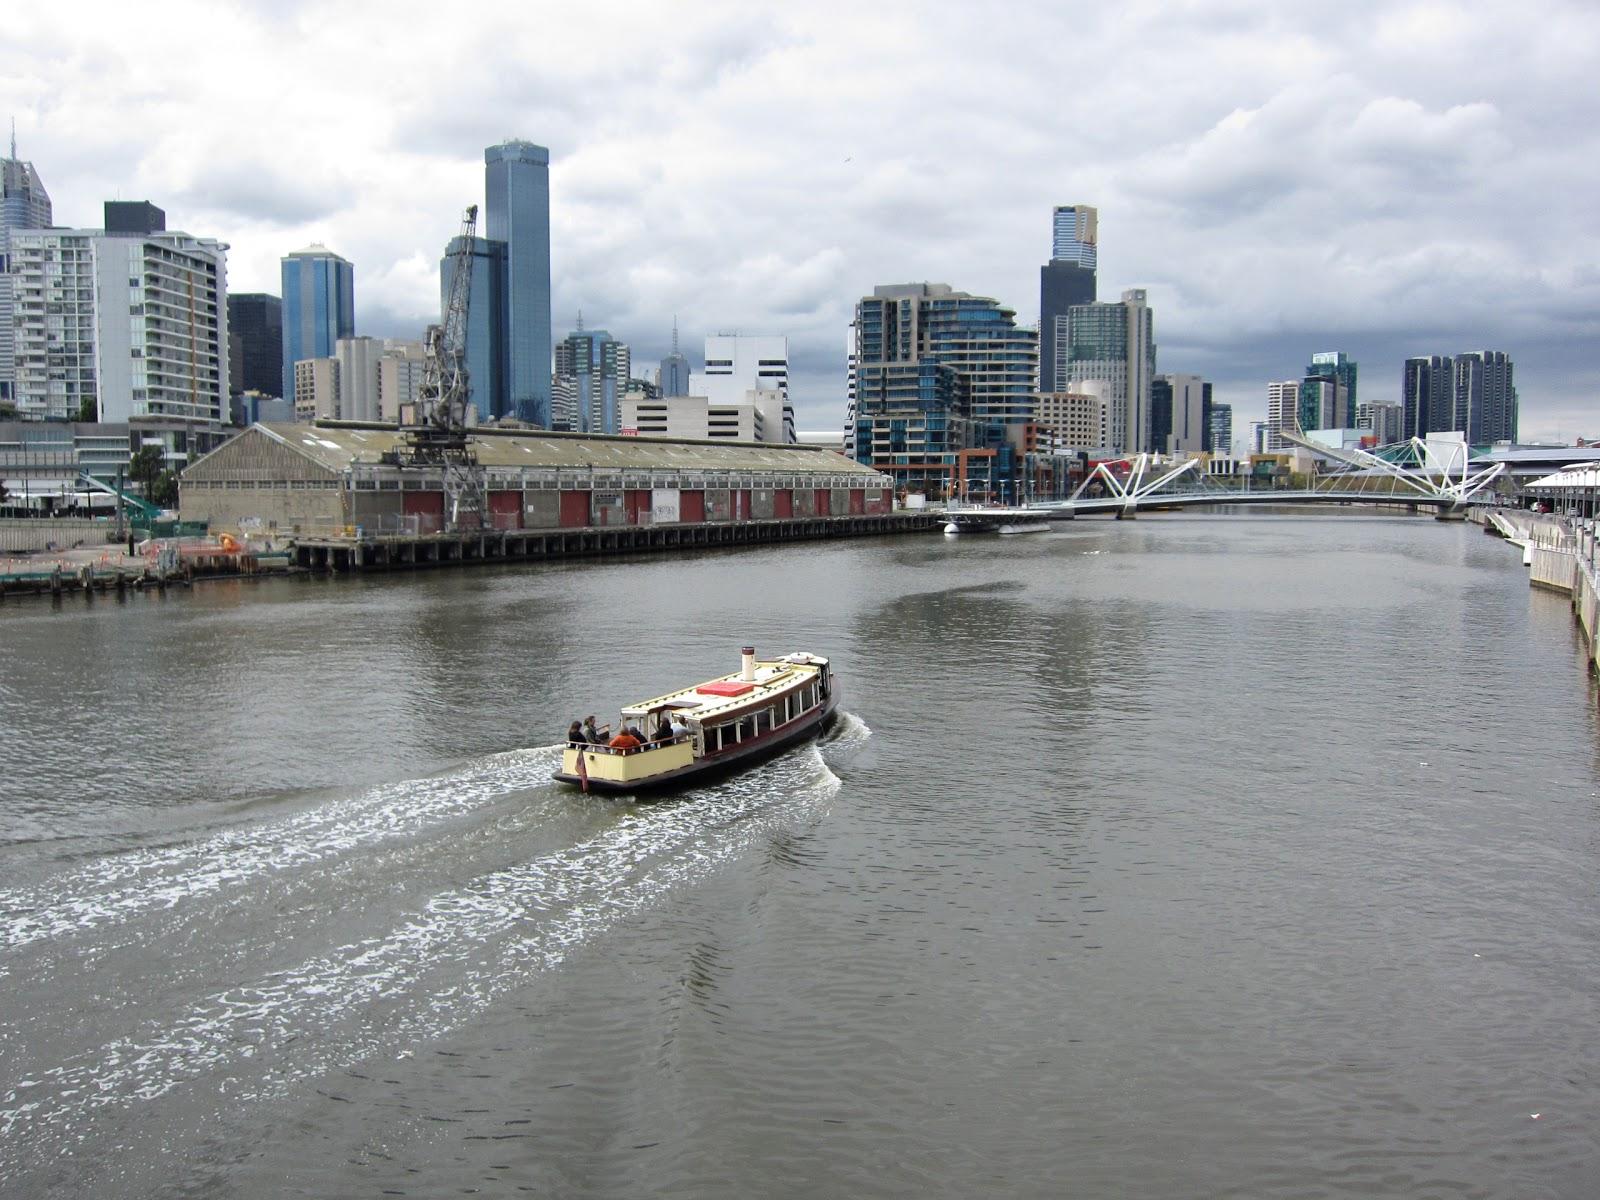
<box><xmin>1478</xmin><ymin>508</ymin><xmax>1600</xmax><ymax>665</ymax></box>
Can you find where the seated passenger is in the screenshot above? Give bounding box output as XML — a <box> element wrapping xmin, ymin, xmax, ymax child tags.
<box><xmin>653</xmin><ymin>715</ymin><xmax>674</xmax><ymax>744</ymax></box>
<box><xmin>567</xmin><ymin>720</ymin><xmax>584</xmax><ymax>746</ymax></box>
<box><xmin>609</xmin><ymin>729</ymin><xmax>642</xmax><ymax>751</ymax></box>
<box><xmin>669</xmin><ymin>714</ymin><xmax>691</xmax><ymax>739</ymax></box>
<box><xmin>582</xmin><ymin>716</ymin><xmax>606</xmax><ymax>744</ymax></box>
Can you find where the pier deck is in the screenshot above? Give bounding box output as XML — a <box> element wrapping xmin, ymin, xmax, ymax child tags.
<box><xmin>293</xmin><ymin>511</ymin><xmax>942</xmax><ymax>573</ymax></box>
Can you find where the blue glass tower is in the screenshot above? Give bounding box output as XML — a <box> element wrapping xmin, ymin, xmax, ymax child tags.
<box><xmin>442</xmin><ymin>236</ymin><xmax>508</xmax><ymax>422</ymax></box>
<box><xmin>485</xmin><ymin>141</ymin><xmax>552</xmax><ymax>427</ymax></box>
<box><xmin>281</xmin><ymin>245</ymin><xmax>354</xmax><ymax>398</ymax></box>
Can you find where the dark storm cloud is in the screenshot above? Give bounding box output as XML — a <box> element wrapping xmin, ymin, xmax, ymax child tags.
<box><xmin>6</xmin><ymin>0</ymin><xmax>1596</xmax><ymax>441</ymax></box>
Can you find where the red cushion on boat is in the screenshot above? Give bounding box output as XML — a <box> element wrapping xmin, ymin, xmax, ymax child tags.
<box><xmin>697</xmin><ymin>681</ymin><xmax>754</xmax><ymax>696</ymax></box>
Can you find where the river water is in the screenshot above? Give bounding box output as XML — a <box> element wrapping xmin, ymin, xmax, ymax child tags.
<box><xmin>2</xmin><ymin>512</ymin><xmax>1597</xmax><ymax>1198</ymax></box>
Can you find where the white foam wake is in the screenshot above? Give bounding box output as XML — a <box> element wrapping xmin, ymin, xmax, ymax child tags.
<box><xmin>0</xmin><ymin>746</ymin><xmax>564</xmax><ymax>956</ymax></box>
<box><xmin>0</xmin><ymin>741</ymin><xmax>845</xmax><ymax>1160</ymax></box>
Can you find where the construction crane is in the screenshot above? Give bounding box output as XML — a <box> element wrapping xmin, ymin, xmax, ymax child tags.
<box><xmin>420</xmin><ymin>203</ymin><xmax>477</xmax><ymax>437</ymax></box>
<box><xmin>389</xmin><ymin>204</ymin><xmax>485</xmax><ymax>529</ymax></box>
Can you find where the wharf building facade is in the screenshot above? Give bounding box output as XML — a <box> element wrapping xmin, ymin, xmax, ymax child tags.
<box><xmin>6</xmin><ymin>201</ymin><xmax>229</xmax><ymax>458</ymax></box>
<box><xmin>1059</xmin><ymin>288</ymin><xmax>1154</xmax><ymax>455</ymax></box>
<box><xmin>1038</xmin><ymin>204</ymin><xmax>1098</xmax><ymax>394</ymax></box>
<box><xmin>281</xmin><ymin>245</ymin><xmax>353</xmax><ymax>403</ymax></box>
<box><xmin>851</xmin><ymin>283</ymin><xmax>1038</xmax><ymax>500</ymax></box>
<box><xmin>485</xmin><ymin>140</ymin><xmax>552</xmax><ymax>427</ymax></box>
<box><xmin>179</xmin><ymin>422</ymin><xmax>892</xmax><ymax>536</ymax></box>
<box><xmin>1</xmin><ymin>139</ymin><xmax>53</xmax><ymax>407</ymax></box>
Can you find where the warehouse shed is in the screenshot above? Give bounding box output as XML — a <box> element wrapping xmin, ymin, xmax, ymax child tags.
<box><xmin>180</xmin><ymin>422</ymin><xmax>892</xmax><ymax>536</ymax></box>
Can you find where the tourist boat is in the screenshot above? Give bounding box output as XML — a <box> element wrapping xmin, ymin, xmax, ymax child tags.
<box><xmin>553</xmin><ymin>647</ymin><xmax>837</xmax><ymax>794</ymax></box>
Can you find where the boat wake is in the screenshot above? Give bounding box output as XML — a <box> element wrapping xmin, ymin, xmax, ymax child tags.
<box><xmin>0</xmin><ymin>746</ymin><xmax>565</xmax><ymax>958</ymax></box>
<box><xmin>0</xmin><ymin>720</ymin><xmax>865</xmax><ymax>1180</ymax></box>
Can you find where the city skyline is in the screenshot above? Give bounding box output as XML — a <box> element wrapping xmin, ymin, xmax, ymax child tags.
<box><xmin>3</xmin><ymin>1</ymin><xmax>1595</xmax><ymax>439</ymax></box>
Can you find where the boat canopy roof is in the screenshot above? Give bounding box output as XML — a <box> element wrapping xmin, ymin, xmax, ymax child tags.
<box><xmin>621</xmin><ymin>654</ymin><xmax>828</xmax><ymax>723</ymax></box>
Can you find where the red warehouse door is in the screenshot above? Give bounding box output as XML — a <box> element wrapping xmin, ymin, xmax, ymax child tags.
<box><xmin>559</xmin><ymin>491</ymin><xmax>591</xmax><ymax>527</ymax></box>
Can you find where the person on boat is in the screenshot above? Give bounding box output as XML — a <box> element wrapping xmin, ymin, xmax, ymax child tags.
<box><xmin>567</xmin><ymin>720</ymin><xmax>584</xmax><ymax>746</ymax></box>
<box><xmin>582</xmin><ymin>715</ymin><xmax>607</xmax><ymax>744</ymax></box>
<box><xmin>608</xmin><ymin>728</ymin><xmax>642</xmax><ymax>752</ymax></box>
<box><xmin>669</xmin><ymin>713</ymin><xmax>691</xmax><ymax>740</ymax></box>
<box><xmin>653</xmin><ymin>713</ymin><xmax>674</xmax><ymax>745</ymax></box>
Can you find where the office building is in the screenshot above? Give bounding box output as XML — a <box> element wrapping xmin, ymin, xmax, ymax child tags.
<box><xmin>621</xmin><ymin>392</ymin><xmax>767</xmax><ymax>441</ymax></box>
<box><xmin>227</xmin><ymin>293</ymin><xmax>283</xmax><ymax>399</ymax></box>
<box><xmin>1300</xmin><ymin>352</ymin><xmax>1357</xmax><ymax>433</ymax></box>
<box><xmin>294</xmin><ymin>356</ymin><xmax>340</xmax><ymax>422</ymax></box>
<box><xmin>334</xmin><ymin>336</ymin><xmax>385</xmax><ymax>423</ymax></box>
<box><xmin>851</xmin><ymin>283</ymin><xmax>1037</xmax><ymax>496</ymax></box>
<box><xmin>1402</xmin><ymin>356</ymin><xmax>1452</xmax><ymax>440</ymax></box>
<box><xmin>1357</xmin><ymin>400</ymin><xmax>1403</xmax><ymax>446</ymax></box>
<box><xmin>442</xmin><ymin>234</ymin><xmax>508</xmax><ymax>421</ymax></box>
<box><xmin>7</xmin><ymin>204</ymin><xmax>228</xmax><ymax>443</ymax></box>
<box><xmin>281</xmin><ymin>245</ymin><xmax>353</xmax><ymax>401</ymax></box>
<box><xmin>485</xmin><ymin>140</ymin><xmax>552</xmax><ymax>426</ymax></box>
<box><xmin>659</xmin><ymin>321</ymin><xmax>691</xmax><ymax>397</ymax></box>
<box><xmin>692</xmin><ymin>334</ymin><xmax>795</xmax><ymax>443</ymax></box>
<box><xmin>554</xmin><ymin>325</ymin><xmax>629</xmax><ymax>434</ymax></box>
<box><xmin>1152</xmin><ymin>373</ymin><xmax>1207</xmax><ymax>454</ymax></box>
<box><xmin>1208</xmin><ymin>400</ymin><xmax>1233</xmax><ymax>455</ymax></box>
<box><xmin>1265</xmin><ymin>380</ymin><xmax>1299</xmax><ymax>451</ymax></box>
<box><xmin>1060</xmin><ymin>289</ymin><xmax>1154</xmax><ymax>455</ymax></box>
<box><xmin>1453</xmin><ymin>351</ymin><xmax>1517</xmax><ymax>443</ymax></box>
<box><xmin>1039</xmin><ymin>204</ymin><xmax>1098</xmax><ymax>393</ymax></box>
<box><xmin>1</xmin><ymin>138</ymin><xmax>53</xmax><ymax>407</ymax></box>
<box><xmin>378</xmin><ymin>339</ymin><xmax>426</xmax><ymax>423</ymax></box>
<box><xmin>1034</xmin><ymin>390</ymin><xmax>1107</xmax><ymax>451</ymax></box>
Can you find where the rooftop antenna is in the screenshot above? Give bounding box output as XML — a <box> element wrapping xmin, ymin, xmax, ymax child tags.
<box><xmin>9</xmin><ymin>117</ymin><xmax>16</xmax><ymax>162</ymax></box>
<box><xmin>576</xmin><ymin>309</ymin><xmax>584</xmax><ymax>333</ymax></box>
<box><xmin>671</xmin><ymin>316</ymin><xmax>679</xmax><ymax>354</ymax></box>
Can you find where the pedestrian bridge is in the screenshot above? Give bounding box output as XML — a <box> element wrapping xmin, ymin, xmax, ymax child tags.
<box><xmin>1033</xmin><ymin>436</ymin><xmax>1505</xmax><ymax>519</ymax></box>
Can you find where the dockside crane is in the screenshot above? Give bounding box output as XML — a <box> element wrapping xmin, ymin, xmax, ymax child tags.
<box><xmin>389</xmin><ymin>204</ymin><xmax>485</xmax><ymax>529</ymax></box>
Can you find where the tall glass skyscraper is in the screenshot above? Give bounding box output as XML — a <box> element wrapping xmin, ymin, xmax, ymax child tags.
<box><xmin>281</xmin><ymin>245</ymin><xmax>354</xmax><ymax>400</ymax></box>
<box><xmin>485</xmin><ymin>141</ymin><xmax>552</xmax><ymax>427</ymax></box>
<box><xmin>1039</xmin><ymin>204</ymin><xmax>1097</xmax><ymax>393</ymax></box>
<box><xmin>442</xmin><ymin>236</ymin><xmax>508</xmax><ymax>422</ymax></box>
<box><xmin>554</xmin><ymin>327</ymin><xmax>628</xmax><ymax>434</ymax></box>
<box><xmin>1</xmin><ymin>137</ymin><xmax>53</xmax><ymax>405</ymax></box>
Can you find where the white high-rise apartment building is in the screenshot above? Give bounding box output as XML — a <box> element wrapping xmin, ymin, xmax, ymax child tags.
<box><xmin>1265</xmin><ymin>380</ymin><xmax>1299</xmax><ymax>451</ymax></box>
<box><xmin>2</xmin><ymin>140</ymin><xmax>53</xmax><ymax>407</ymax></box>
<box><xmin>8</xmin><ymin>223</ymin><xmax>228</xmax><ymax>426</ymax></box>
<box><xmin>691</xmin><ymin>334</ymin><xmax>794</xmax><ymax>443</ymax></box>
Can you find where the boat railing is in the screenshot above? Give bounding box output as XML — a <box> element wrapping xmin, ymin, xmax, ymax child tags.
<box><xmin>569</xmin><ymin>733</ymin><xmax>693</xmax><ymax>756</ymax></box>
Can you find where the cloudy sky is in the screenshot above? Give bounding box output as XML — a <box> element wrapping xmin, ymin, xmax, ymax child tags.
<box><xmin>7</xmin><ymin>0</ymin><xmax>1597</xmax><ymax>441</ymax></box>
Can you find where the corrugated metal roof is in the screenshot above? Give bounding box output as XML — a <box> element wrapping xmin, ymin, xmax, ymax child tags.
<box><xmin>240</xmin><ymin>423</ymin><xmax>882</xmax><ymax>477</ymax></box>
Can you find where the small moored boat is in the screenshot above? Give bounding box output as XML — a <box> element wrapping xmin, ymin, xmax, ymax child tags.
<box><xmin>554</xmin><ymin>647</ymin><xmax>837</xmax><ymax>794</ymax></box>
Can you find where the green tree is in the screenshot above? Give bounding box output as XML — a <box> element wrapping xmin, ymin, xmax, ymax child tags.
<box><xmin>150</xmin><ymin>470</ymin><xmax>180</xmax><ymax>509</ymax></box>
<box><xmin>129</xmin><ymin>444</ymin><xmax>164</xmax><ymax>490</ymax></box>
<box><xmin>76</xmin><ymin>396</ymin><xmax>98</xmax><ymax>423</ymax></box>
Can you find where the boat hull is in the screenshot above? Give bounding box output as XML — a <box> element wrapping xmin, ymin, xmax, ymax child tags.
<box><xmin>553</xmin><ymin>691</ymin><xmax>838</xmax><ymax>795</ymax></box>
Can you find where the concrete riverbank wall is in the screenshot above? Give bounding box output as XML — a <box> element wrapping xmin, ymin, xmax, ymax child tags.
<box><xmin>1479</xmin><ymin>508</ymin><xmax>1600</xmax><ymax>666</ymax></box>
